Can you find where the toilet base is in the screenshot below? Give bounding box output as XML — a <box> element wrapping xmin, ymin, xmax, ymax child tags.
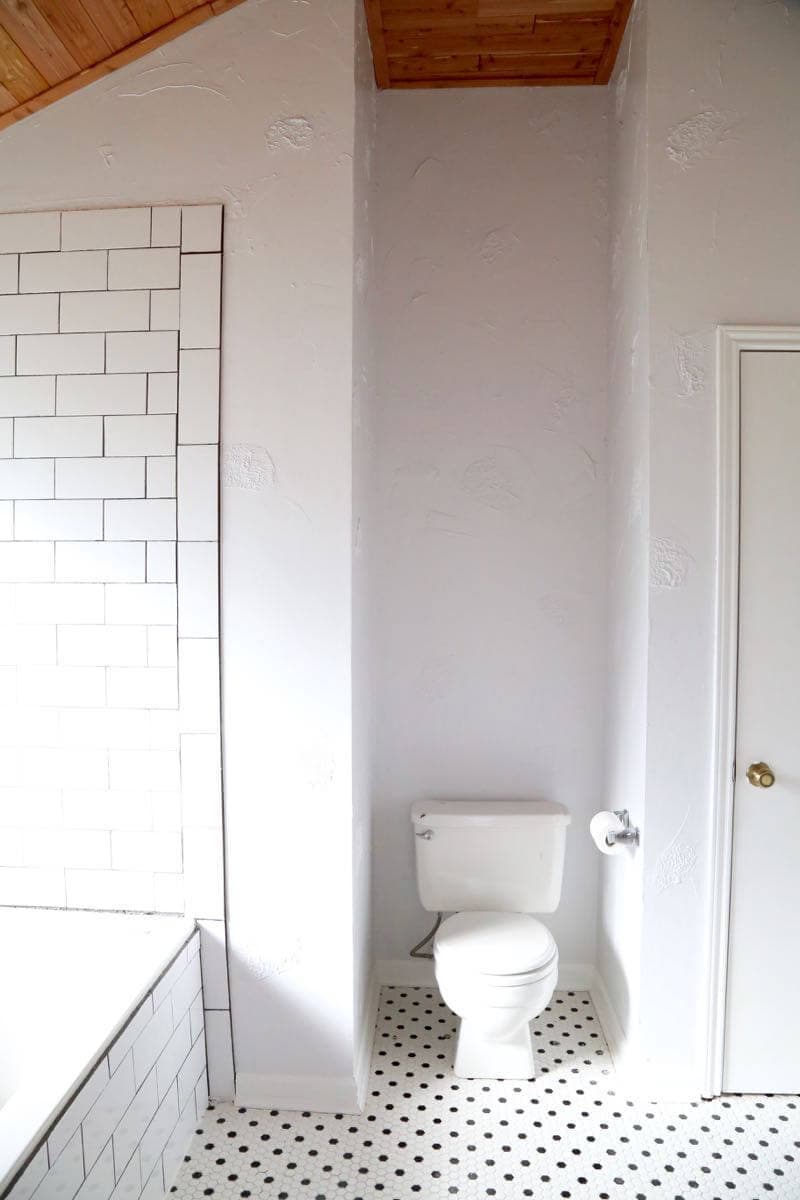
<box><xmin>453</xmin><ymin>1018</ymin><xmax>535</xmax><ymax>1080</ymax></box>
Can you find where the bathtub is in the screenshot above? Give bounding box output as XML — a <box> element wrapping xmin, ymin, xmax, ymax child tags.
<box><xmin>0</xmin><ymin>909</ymin><xmax>203</xmax><ymax>1199</ymax></box>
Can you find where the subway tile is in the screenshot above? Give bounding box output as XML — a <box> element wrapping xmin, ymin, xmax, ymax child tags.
<box><xmin>178</xmin><ymin>639</ymin><xmax>220</xmax><ymax>733</ymax></box>
<box><xmin>0</xmin><ymin>499</ymin><xmax>12</xmax><ymax>538</ymax></box>
<box><xmin>60</xmin><ymin>290</ymin><xmax>150</xmax><ymax>333</ymax></box>
<box><xmin>0</xmin><ymin>337</ymin><xmax>13</xmax><ymax>375</ymax></box>
<box><xmin>6</xmin><ymin>1145</ymin><xmax>47</xmax><ymax>1200</ymax></box>
<box><xmin>151</xmin><ymin>208</ymin><xmax>181</xmax><ymax>248</ymax></box>
<box><xmin>0</xmin><ymin>418</ymin><xmax>11</xmax><ymax>456</ymax></box>
<box><xmin>112</xmin><ymin>1068</ymin><xmax>159</xmax><ymax>1176</ymax></box>
<box><xmin>194</xmin><ymin>1072</ymin><xmax>209</xmax><ymax>1118</ymax></box>
<box><xmin>105</xmin><ymin>583</ymin><xmax>176</xmax><ymax>624</ymax></box>
<box><xmin>179</xmin><ymin>257</ymin><xmax>220</xmax><ymax>350</ymax></box>
<box><xmin>146</xmin><ymin>457</ymin><xmax>175</xmax><ymax>498</ymax></box>
<box><xmin>47</xmin><ymin>1057</ymin><xmax>111</xmax><ymax>1162</ymax></box>
<box><xmin>0</xmin><ymin>704</ymin><xmax>59</xmax><ymax>746</ymax></box>
<box><xmin>0</xmin><ymin>212</ymin><xmax>60</xmax><ymax>254</ymax></box>
<box><xmin>203</xmin><ymin>1010</ymin><xmax>234</xmax><ymax>1101</ymax></box>
<box><xmin>148</xmin><ymin>712</ymin><xmax>180</xmax><ymax>751</ymax></box>
<box><xmin>147</xmin><ymin>626</ymin><xmax>177</xmax><ymax>667</ymax></box>
<box><xmin>108</xmin><ymin>1152</ymin><xmax>140</xmax><ymax>1200</ymax></box>
<box><xmin>109</xmin><ymin>249</ymin><xmax>179</xmax><ymax>291</ymax></box>
<box><xmin>59</xmin><ymin>709</ymin><xmax>150</xmax><ymax>750</ymax></box>
<box><xmin>154</xmin><ymin>872</ymin><xmax>184</xmax><ymax>913</ymax></box>
<box><xmin>177</xmin><ymin>1034</ymin><xmax>206</xmax><ymax>1114</ymax></box>
<box><xmin>18</xmin><ymin>665</ymin><xmax>105</xmax><ymax>708</ymax></box>
<box><xmin>105</xmin><ymin>415</ymin><xmax>175</xmax><ymax>457</ymax></box>
<box><xmin>146</xmin><ymin>543</ymin><xmax>176</xmax><ymax>584</ymax></box>
<box><xmin>63</xmin><ymin>789</ymin><xmax>152</xmax><ymax>831</ymax></box>
<box><xmin>176</xmin><ymin>445</ymin><xmax>217</xmax><ymax>540</ymax></box>
<box><xmin>181</xmin><ymin>206</ymin><xmax>222</xmax><ymax>253</ymax></box>
<box><xmin>170</xmin><ymin>956</ymin><xmax>202</xmax><ymax>1026</ymax></box>
<box><xmin>177</xmin><ymin>349</ymin><xmax>219</xmax><ymax>443</ymax></box>
<box><xmin>58</xmin><ymin>624</ymin><xmax>147</xmax><ymax>667</ymax></box>
<box><xmin>106</xmin><ymin>332</ymin><xmax>178</xmax><ymax>375</ymax></box>
<box><xmin>109</xmin><ymin>748</ymin><xmax>180</xmax><ymax>791</ymax></box>
<box><xmin>189</xmin><ymin>993</ymin><xmax>204</xmax><ymax>1043</ymax></box>
<box><xmin>138</xmin><ymin>1166</ymin><xmax>164</xmax><ymax>1200</ymax></box>
<box><xmin>0</xmin><ymin>623</ymin><xmax>56</xmax><ymax>665</ymax></box>
<box><xmin>180</xmin><ymin>735</ymin><xmax>221</xmax><ymax>829</ymax></box>
<box><xmin>31</xmin><ymin>1127</ymin><xmax>84</xmax><ymax>1200</ymax></box>
<box><xmin>0</xmin><ymin>788</ymin><xmax>61</xmax><ymax>828</ymax></box>
<box><xmin>0</xmin><ymin>459</ymin><xmax>54</xmax><ymax>499</ymax></box>
<box><xmin>147</xmin><ymin>374</ymin><xmax>177</xmax><ymax>414</ymax></box>
<box><xmin>17</xmin><ymin>334</ymin><xmax>104</xmax><ymax>376</ymax></box>
<box><xmin>0</xmin><ymin>293</ymin><xmax>59</xmax><ymax>335</ymax></box>
<box><xmin>199</xmin><ymin>920</ymin><xmax>232</xmax><ymax>1006</ymax></box>
<box><xmin>57</xmin><ymin>374</ymin><xmax>146</xmax><ymax>417</ymax></box>
<box><xmin>107</xmin><ymin>666</ymin><xmax>178</xmax><ymax>710</ymax></box>
<box><xmin>61</xmin><ymin>208</ymin><xmax>150</xmax><ymax>251</ymax></box>
<box><xmin>0</xmin><ymin>582</ymin><xmax>13</xmax><ymax>620</ymax></box>
<box><xmin>20</xmin><ymin>250</ymin><xmax>107</xmax><ymax>294</ymax></box>
<box><xmin>16</xmin><ymin>582</ymin><xmax>104</xmax><ymax>623</ymax></box>
<box><xmin>15</xmin><ymin>499</ymin><xmax>102</xmax><ymax>540</ymax></box>
<box><xmin>0</xmin><ymin>542</ymin><xmax>54</xmax><ymax>581</ymax></box>
<box><xmin>0</xmin><ymin>666</ymin><xmax>16</xmax><ymax>703</ymax></box>
<box><xmin>0</xmin><ymin>827</ymin><xmax>23</xmax><ymax>863</ymax></box>
<box><xmin>23</xmin><ymin>826</ymin><xmax>109</xmax><ymax>867</ymax></box>
<box><xmin>14</xmin><ymin>415</ymin><xmax>102</xmax><ymax>457</ymax></box>
<box><xmin>105</xmin><ymin>499</ymin><xmax>176</xmax><ymax>541</ymax></box>
<box><xmin>56</xmin><ymin>541</ymin><xmax>145</xmax><ymax>583</ymax></box>
<box><xmin>161</xmin><ymin>1092</ymin><xmax>198</xmax><ymax>1188</ymax></box>
<box><xmin>108</xmin><ymin>996</ymin><xmax>153</xmax><ymax>1075</ymax></box>
<box><xmin>151</xmin><ymin>947</ymin><xmax>189</xmax><ymax>1010</ymax></box>
<box><xmin>0</xmin><ymin>254</ymin><xmax>18</xmax><ymax>294</ymax></box>
<box><xmin>73</xmin><ymin>1140</ymin><xmax>114</xmax><ymax>1200</ymax></box>
<box><xmin>56</xmin><ymin>457</ymin><xmax>145</xmax><ymax>499</ymax></box>
<box><xmin>139</xmin><ymin>1083</ymin><xmax>179</xmax><ymax>1183</ymax></box>
<box><xmin>112</xmin><ymin>830</ymin><xmax>181</xmax><ymax>873</ymax></box>
<box><xmin>0</xmin><ymin>376</ymin><xmax>55</xmax><ymax>417</ymax></box>
<box><xmin>66</xmin><ymin>867</ymin><xmax>155</xmax><ymax>911</ymax></box>
<box><xmin>0</xmin><ymin>865</ymin><xmax>65</xmax><ymax>906</ymax></box>
<box><xmin>132</xmin><ymin>1002</ymin><xmax>173</xmax><ymax>1090</ymax></box>
<box><xmin>150</xmin><ymin>290</ymin><xmax>179</xmax><ymax>331</ymax></box>
<box><xmin>81</xmin><ymin>1057</ymin><xmax>137</xmax><ymax>1170</ymax></box>
<box><xmin>183</xmin><ymin>827</ymin><xmax>224</xmax><ymax>918</ymax></box>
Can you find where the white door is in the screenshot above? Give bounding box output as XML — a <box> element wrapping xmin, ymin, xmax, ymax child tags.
<box><xmin>723</xmin><ymin>349</ymin><xmax>800</xmax><ymax>1094</ymax></box>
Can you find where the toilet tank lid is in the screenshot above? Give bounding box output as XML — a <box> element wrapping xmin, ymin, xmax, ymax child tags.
<box><xmin>411</xmin><ymin>800</ymin><xmax>570</xmax><ymax>829</ymax></box>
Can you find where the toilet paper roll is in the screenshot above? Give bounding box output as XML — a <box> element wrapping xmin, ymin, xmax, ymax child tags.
<box><xmin>590</xmin><ymin>811</ymin><xmax>628</xmax><ymax>857</ymax></box>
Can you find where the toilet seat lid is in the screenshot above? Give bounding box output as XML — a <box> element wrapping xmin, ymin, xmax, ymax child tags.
<box><xmin>434</xmin><ymin>912</ymin><xmax>556</xmax><ymax>976</ymax></box>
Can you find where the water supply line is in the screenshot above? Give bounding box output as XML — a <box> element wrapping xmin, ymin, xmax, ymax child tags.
<box><xmin>409</xmin><ymin>912</ymin><xmax>442</xmax><ymax>960</ymax></box>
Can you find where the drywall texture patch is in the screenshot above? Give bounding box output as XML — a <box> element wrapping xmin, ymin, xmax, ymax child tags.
<box><xmin>221</xmin><ymin>444</ymin><xmax>275</xmax><ymax>491</ymax></box>
<box><xmin>665</xmin><ymin>109</ymin><xmax>736</xmax><ymax>169</ymax></box>
<box><xmin>650</xmin><ymin>536</ymin><xmax>692</xmax><ymax>588</ymax></box>
<box><xmin>373</xmin><ymin>88</ymin><xmax>608</xmax><ymax>972</ymax></box>
<box><xmin>266</xmin><ymin>116</ymin><xmax>315</xmax><ymax>152</ymax></box>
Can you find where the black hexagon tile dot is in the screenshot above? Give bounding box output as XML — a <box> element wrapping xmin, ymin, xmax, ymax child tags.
<box><xmin>171</xmin><ymin>988</ymin><xmax>799</xmax><ymax>1200</ymax></box>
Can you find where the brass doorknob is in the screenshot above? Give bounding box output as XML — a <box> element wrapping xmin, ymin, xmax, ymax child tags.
<box><xmin>747</xmin><ymin>762</ymin><xmax>775</xmax><ymax>788</ymax></box>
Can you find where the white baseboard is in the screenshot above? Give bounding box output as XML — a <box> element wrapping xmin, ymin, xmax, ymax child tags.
<box><xmin>354</xmin><ymin>973</ymin><xmax>380</xmax><ymax>1110</ymax></box>
<box><xmin>377</xmin><ymin>958</ymin><xmax>594</xmax><ymax>991</ymax></box>
<box><xmin>588</xmin><ymin>967</ymin><xmax>628</xmax><ymax>1072</ymax></box>
<box><xmin>236</xmin><ymin>1071</ymin><xmax>362</xmax><ymax>1114</ymax></box>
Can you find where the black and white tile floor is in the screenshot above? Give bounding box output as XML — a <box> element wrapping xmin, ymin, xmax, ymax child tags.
<box><xmin>172</xmin><ymin>987</ymin><xmax>799</xmax><ymax>1200</ymax></box>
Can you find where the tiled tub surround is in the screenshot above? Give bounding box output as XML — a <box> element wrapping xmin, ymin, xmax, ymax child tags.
<box><xmin>0</xmin><ymin>203</ymin><xmax>223</xmax><ymax>922</ymax></box>
<box><xmin>0</xmin><ymin>911</ymin><xmax>206</xmax><ymax>1200</ymax></box>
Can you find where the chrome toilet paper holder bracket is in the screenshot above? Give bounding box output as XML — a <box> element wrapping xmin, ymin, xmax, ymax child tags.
<box><xmin>607</xmin><ymin>809</ymin><xmax>640</xmax><ymax>847</ymax></box>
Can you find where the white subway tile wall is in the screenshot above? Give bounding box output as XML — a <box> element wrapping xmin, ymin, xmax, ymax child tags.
<box><xmin>5</xmin><ymin>933</ymin><xmax>209</xmax><ymax>1200</ymax></box>
<box><xmin>0</xmin><ymin>206</ymin><xmax>222</xmax><ymax>919</ymax></box>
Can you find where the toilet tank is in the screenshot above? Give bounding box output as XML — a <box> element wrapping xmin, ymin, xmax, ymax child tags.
<box><xmin>411</xmin><ymin>800</ymin><xmax>571</xmax><ymax>914</ymax></box>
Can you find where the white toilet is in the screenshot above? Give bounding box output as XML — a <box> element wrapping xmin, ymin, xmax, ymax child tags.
<box><xmin>411</xmin><ymin>799</ymin><xmax>571</xmax><ymax>1081</ymax></box>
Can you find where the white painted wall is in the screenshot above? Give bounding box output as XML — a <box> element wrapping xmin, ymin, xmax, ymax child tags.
<box><xmin>596</xmin><ymin>0</ymin><xmax>649</xmax><ymax>1059</ymax></box>
<box><xmin>0</xmin><ymin>0</ymin><xmax>370</xmax><ymax>1110</ymax></box>
<box><xmin>599</xmin><ymin>0</ymin><xmax>800</xmax><ymax>1094</ymax></box>
<box><xmin>372</xmin><ymin>89</ymin><xmax>609</xmax><ymax>976</ymax></box>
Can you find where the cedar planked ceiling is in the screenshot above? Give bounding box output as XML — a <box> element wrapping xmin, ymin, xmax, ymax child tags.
<box><xmin>365</xmin><ymin>0</ymin><xmax>634</xmax><ymax>88</ymax></box>
<box><xmin>0</xmin><ymin>0</ymin><xmax>246</xmax><ymax>132</ymax></box>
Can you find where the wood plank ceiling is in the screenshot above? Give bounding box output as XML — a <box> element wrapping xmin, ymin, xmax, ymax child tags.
<box><xmin>0</xmin><ymin>0</ymin><xmax>245</xmax><ymax>132</ymax></box>
<box><xmin>365</xmin><ymin>0</ymin><xmax>633</xmax><ymax>88</ymax></box>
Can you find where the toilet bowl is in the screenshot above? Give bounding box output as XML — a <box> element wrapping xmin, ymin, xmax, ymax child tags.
<box><xmin>434</xmin><ymin>911</ymin><xmax>558</xmax><ymax>1080</ymax></box>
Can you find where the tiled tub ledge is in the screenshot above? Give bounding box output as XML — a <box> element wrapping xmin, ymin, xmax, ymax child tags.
<box><xmin>0</xmin><ymin>910</ymin><xmax>207</xmax><ymax>1200</ymax></box>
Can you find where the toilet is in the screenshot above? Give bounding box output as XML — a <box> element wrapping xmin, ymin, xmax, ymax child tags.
<box><xmin>411</xmin><ymin>799</ymin><xmax>571</xmax><ymax>1081</ymax></box>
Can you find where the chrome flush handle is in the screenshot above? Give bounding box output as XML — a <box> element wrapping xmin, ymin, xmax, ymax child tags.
<box><xmin>415</xmin><ymin>828</ymin><xmax>434</xmax><ymax>840</ymax></box>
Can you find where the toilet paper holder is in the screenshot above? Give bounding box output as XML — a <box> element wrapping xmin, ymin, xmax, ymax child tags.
<box><xmin>606</xmin><ymin>809</ymin><xmax>640</xmax><ymax>847</ymax></box>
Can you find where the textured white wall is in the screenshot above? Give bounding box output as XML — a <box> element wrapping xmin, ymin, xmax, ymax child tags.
<box><xmin>0</xmin><ymin>0</ymin><xmax>368</xmax><ymax>1108</ymax></box>
<box><xmin>372</xmin><ymin>89</ymin><xmax>609</xmax><ymax>974</ymax></box>
<box><xmin>600</xmin><ymin>0</ymin><xmax>800</xmax><ymax>1094</ymax></box>
<box><xmin>598</xmin><ymin>0</ymin><xmax>649</xmax><ymax>1055</ymax></box>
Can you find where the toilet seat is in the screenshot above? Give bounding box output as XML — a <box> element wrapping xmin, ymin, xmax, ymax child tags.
<box><xmin>434</xmin><ymin>911</ymin><xmax>557</xmax><ymax>983</ymax></box>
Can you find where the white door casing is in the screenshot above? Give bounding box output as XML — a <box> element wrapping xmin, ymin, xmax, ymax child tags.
<box><xmin>706</xmin><ymin>326</ymin><xmax>800</xmax><ymax>1097</ymax></box>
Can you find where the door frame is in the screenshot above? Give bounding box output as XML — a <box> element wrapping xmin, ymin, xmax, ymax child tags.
<box><xmin>704</xmin><ymin>324</ymin><xmax>800</xmax><ymax>1097</ymax></box>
